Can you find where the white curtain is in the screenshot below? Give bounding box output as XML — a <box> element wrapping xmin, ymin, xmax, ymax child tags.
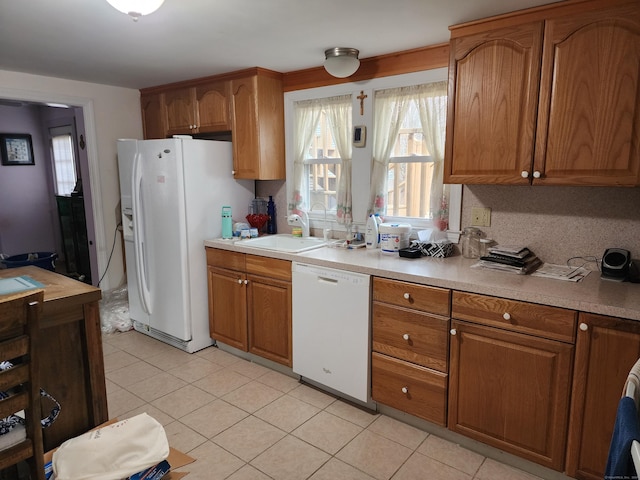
<box><xmin>289</xmin><ymin>99</ymin><xmax>322</xmax><ymax>215</ymax></box>
<box><xmin>369</xmin><ymin>82</ymin><xmax>449</xmax><ymax>228</ymax></box>
<box><xmin>369</xmin><ymin>87</ymin><xmax>411</xmax><ymax>215</ymax></box>
<box><xmin>416</xmin><ymin>81</ymin><xmax>448</xmax><ymax>229</ymax></box>
<box><xmin>324</xmin><ymin>95</ymin><xmax>352</xmax><ymax>224</ymax></box>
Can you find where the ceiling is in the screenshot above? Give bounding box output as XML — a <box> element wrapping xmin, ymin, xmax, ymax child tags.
<box><xmin>0</xmin><ymin>0</ymin><xmax>559</xmax><ymax>90</ymax></box>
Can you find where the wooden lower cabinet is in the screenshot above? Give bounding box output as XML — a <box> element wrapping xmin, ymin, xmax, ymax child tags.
<box><xmin>372</xmin><ymin>352</ymin><xmax>447</xmax><ymax>425</ymax></box>
<box><xmin>207</xmin><ymin>265</ymin><xmax>247</xmax><ymax>351</ymax></box>
<box><xmin>371</xmin><ymin>277</ymin><xmax>450</xmax><ymax>426</ymax></box>
<box><xmin>247</xmin><ymin>273</ymin><xmax>292</xmax><ymax>366</ymax></box>
<box><xmin>565</xmin><ymin>313</ymin><xmax>640</xmax><ymax>480</ymax></box>
<box><xmin>448</xmin><ymin>319</ymin><xmax>573</xmax><ymax>471</ymax></box>
<box><xmin>206</xmin><ymin>248</ymin><xmax>292</xmax><ymax>366</ymax></box>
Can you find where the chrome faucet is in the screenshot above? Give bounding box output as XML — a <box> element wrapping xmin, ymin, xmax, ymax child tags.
<box><xmin>287</xmin><ymin>211</ymin><xmax>309</xmax><ymax>237</ymax></box>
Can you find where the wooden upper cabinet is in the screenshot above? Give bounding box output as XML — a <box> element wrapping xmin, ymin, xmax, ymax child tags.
<box><xmin>163</xmin><ymin>81</ymin><xmax>231</xmax><ymax>136</ymax></box>
<box><xmin>445</xmin><ymin>0</ymin><xmax>640</xmax><ymax>186</ymax></box>
<box><xmin>142</xmin><ymin>68</ymin><xmax>285</xmax><ymax>179</ymax></box>
<box><xmin>534</xmin><ymin>4</ymin><xmax>640</xmax><ymax>186</ymax></box>
<box><xmin>231</xmin><ymin>72</ymin><xmax>285</xmax><ymax>180</ymax></box>
<box><xmin>164</xmin><ymin>87</ymin><xmax>196</xmax><ymax>135</ymax></box>
<box><xmin>140</xmin><ymin>92</ymin><xmax>167</xmax><ymax>139</ymax></box>
<box><xmin>196</xmin><ymin>80</ymin><xmax>231</xmax><ymax>132</ymax></box>
<box><xmin>444</xmin><ymin>22</ymin><xmax>544</xmax><ymax>185</ymax></box>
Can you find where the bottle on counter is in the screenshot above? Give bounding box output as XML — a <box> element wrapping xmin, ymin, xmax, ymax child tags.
<box><xmin>221</xmin><ymin>206</ymin><xmax>233</xmax><ymax>239</ymax></box>
<box><xmin>267</xmin><ymin>196</ymin><xmax>277</xmax><ymax>234</ymax></box>
<box><xmin>365</xmin><ymin>214</ymin><xmax>380</xmax><ymax>249</ymax></box>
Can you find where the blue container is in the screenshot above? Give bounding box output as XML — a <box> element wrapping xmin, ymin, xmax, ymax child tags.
<box><xmin>1</xmin><ymin>252</ymin><xmax>58</xmax><ymax>271</ymax></box>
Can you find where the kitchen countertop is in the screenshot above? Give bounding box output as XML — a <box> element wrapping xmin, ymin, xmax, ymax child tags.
<box><xmin>204</xmin><ymin>238</ymin><xmax>640</xmax><ymax>322</ymax></box>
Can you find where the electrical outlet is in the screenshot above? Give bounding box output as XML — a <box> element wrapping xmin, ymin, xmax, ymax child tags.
<box><xmin>471</xmin><ymin>207</ymin><xmax>491</xmax><ymax>227</ymax></box>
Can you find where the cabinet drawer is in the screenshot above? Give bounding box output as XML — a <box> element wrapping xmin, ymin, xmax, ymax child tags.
<box><xmin>373</xmin><ymin>277</ymin><xmax>450</xmax><ymax>316</ymax></box>
<box><xmin>452</xmin><ymin>291</ymin><xmax>576</xmax><ymax>343</ymax></box>
<box><xmin>246</xmin><ymin>255</ymin><xmax>291</xmax><ymax>281</ymax></box>
<box><xmin>372</xmin><ymin>303</ymin><xmax>449</xmax><ymax>372</ymax></box>
<box><xmin>206</xmin><ymin>248</ymin><xmax>245</xmax><ymax>271</ymax></box>
<box><xmin>372</xmin><ymin>352</ymin><xmax>447</xmax><ymax>426</ymax></box>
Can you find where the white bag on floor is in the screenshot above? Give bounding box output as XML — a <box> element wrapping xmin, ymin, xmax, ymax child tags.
<box><xmin>52</xmin><ymin>413</ymin><xmax>169</xmax><ymax>480</ymax></box>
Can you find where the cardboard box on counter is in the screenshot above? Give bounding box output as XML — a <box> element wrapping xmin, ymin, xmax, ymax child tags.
<box><xmin>43</xmin><ymin>418</ymin><xmax>195</xmax><ymax>480</ymax></box>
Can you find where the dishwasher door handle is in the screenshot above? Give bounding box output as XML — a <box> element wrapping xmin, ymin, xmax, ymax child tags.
<box><xmin>317</xmin><ymin>276</ymin><xmax>339</xmax><ymax>285</ymax></box>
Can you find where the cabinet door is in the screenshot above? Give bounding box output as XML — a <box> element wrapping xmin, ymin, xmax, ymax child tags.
<box><xmin>565</xmin><ymin>313</ymin><xmax>640</xmax><ymax>480</ymax></box>
<box><xmin>207</xmin><ymin>266</ymin><xmax>247</xmax><ymax>351</ymax></box>
<box><xmin>247</xmin><ymin>274</ymin><xmax>291</xmax><ymax>367</ymax></box>
<box><xmin>196</xmin><ymin>80</ymin><xmax>231</xmax><ymax>132</ymax></box>
<box><xmin>444</xmin><ymin>22</ymin><xmax>544</xmax><ymax>184</ymax></box>
<box><xmin>231</xmin><ymin>76</ymin><xmax>260</xmax><ymax>179</ymax></box>
<box><xmin>140</xmin><ymin>93</ymin><xmax>166</xmax><ymax>139</ymax></box>
<box><xmin>448</xmin><ymin>320</ymin><xmax>573</xmax><ymax>471</ymax></box>
<box><xmin>534</xmin><ymin>4</ymin><xmax>640</xmax><ymax>186</ymax></box>
<box><xmin>164</xmin><ymin>88</ymin><xmax>196</xmax><ymax>135</ymax></box>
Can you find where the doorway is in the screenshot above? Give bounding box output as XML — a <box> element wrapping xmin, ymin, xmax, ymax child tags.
<box><xmin>0</xmin><ymin>96</ymin><xmax>104</xmax><ymax>287</ymax></box>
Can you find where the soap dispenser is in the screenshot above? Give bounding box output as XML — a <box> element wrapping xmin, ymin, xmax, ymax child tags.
<box><xmin>267</xmin><ymin>196</ymin><xmax>277</xmax><ymax>234</ymax></box>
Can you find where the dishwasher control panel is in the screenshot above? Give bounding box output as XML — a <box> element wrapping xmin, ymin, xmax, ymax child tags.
<box><xmin>291</xmin><ymin>262</ymin><xmax>369</xmax><ymax>285</ymax></box>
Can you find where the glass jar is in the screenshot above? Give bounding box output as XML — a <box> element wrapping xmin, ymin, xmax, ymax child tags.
<box><xmin>461</xmin><ymin>227</ymin><xmax>483</xmax><ymax>258</ymax></box>
<box><xmin>479</xmin><ymin>238</ymin><xmax>494</xmax><ymax>257</ymax></box>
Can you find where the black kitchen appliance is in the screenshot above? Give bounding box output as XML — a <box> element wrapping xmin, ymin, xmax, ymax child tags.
<box><xmin>601</xmin><ymin>248</ymin><xmax>632</xmax><ymax>281</ymax></box>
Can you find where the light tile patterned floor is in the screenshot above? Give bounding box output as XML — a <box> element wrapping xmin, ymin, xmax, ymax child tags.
<box><xmin>103</xmin><ymin>330</ymin><xmax>546</xmax><ymax>480</ymax></box>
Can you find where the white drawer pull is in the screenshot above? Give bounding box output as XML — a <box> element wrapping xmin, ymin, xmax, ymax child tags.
<box><xmin>533</xmin><ymin>171</ymin><xmax>541</xmax><ymax>179</ymax></box>
<box><xmin>244</xmin><ymin>279</ymin><xmax>249</xmax><ymax>285</ymax></box>
<box><xmin>402</xmin><ymin>334</ymin><xmax>410</xmax><ymax>341</ymax></box>
<box><xmin>450</xmin><ymin>328</ymin><xmax>457</xmax><ymax>335</ymax></box>
<box><xmin>401</xmin><ymin>387</ymin><xmax>408</xmax><ymax>394</ymax></box>
<box><xmin>579</xmin><ymin>322</ymin><xmax>589</xmax><ymax>331</ymax></box>
<box><xmin>237</xmin><ymin>279</ymin><xmax>243</xmax><ymax>285</ymax></box>
<box><xmin>503</xmin><ymin>312</ymin><xmax>511</xmax><ymax>320</ymax></box>
<box><xmin>403</xmin><ymin>293</ymin><xmax>410</xmax><ymax>300</ymax></box>
<box><xmin>521</xmin><ymin>171</ymin><xmax>529</xmax><ymax>178</ymax></box>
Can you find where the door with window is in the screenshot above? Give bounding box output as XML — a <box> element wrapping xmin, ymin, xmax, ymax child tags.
<box><xmin>50</xmin><ymin>124</ymin><xmax>91</xmax><ymax>283</ymax></box>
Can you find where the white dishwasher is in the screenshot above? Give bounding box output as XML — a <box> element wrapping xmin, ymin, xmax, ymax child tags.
<box><xmin>292</xmin><ymin>262</ymin><xmax>371</xmax><ymax>403</ymax></box>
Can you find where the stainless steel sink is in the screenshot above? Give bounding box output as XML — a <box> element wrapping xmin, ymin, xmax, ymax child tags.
<box><xmin>240</xmin><ymin>234</ymin><xmax>327</xmax><ymax>253</ymax></box>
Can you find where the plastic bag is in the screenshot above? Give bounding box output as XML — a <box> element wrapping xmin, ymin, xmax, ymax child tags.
<box><xmin>99</xmin><ymin>284</ymin><xmax>132</xmax><ymax>334</ymax></box>
<box><xmin>53</xmin><ymin>413</ymin><xmax>169</xmax><ymax>480</ymax></box>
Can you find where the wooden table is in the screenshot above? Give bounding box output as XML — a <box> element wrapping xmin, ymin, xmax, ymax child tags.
<box><xmin>0</xmin><ymin>266</ymin><xmax>107</xmax><ymax>451</ymax></box>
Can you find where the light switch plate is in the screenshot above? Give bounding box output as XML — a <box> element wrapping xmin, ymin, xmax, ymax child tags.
<box><xmin>471</xmin><ymin>207</ymin><xmax>491</xmax><ymax>227</ymax></box>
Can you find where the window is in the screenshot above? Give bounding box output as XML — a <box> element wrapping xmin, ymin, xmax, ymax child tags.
<box><xmin>371</xmin><ymin>82</ymin><xmax>448</xmax><ymax>226</ymax></box>
<box><xmin>285</xmin><ymin>69</ymin><xmax>461</xmax><ymax>240</ymax></box>
<box><xmin>289</xmin><ymin>95</ymin><xmax>352</xmax><ymax>223</ymax></box>
<box><xmin>49</xmin><ymin>125</ymin><xmax>78</xmax><ymax>195</ymax></box>
<box><xmin>308</xmin><ymin>111</ymin><xmax>341</xmax><ymax>211</ymax></box>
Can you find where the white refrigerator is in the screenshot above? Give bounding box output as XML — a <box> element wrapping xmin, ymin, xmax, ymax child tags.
<box><xmin>117</xmin><ymin>137</ymin><xmax>254</xmax><ymax>352</ymax></box>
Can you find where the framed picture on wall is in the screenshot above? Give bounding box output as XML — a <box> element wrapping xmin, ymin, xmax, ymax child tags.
<box><xmin>0</xmin><ymin>133</ymin><xmax>35</xmax><ymax>166</ymax></box>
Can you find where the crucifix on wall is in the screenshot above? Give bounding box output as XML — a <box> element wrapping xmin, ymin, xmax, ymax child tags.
<box><xmin>357</xmin><ymin>90</ymin><xmax>367</xmax><ymax>116</ymax></box>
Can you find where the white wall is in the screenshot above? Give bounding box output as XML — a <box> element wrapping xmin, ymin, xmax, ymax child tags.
<box><xmin>0</xmin><ymin>69</ymin><xmax>142</xmax><ymax>290</ymax></box>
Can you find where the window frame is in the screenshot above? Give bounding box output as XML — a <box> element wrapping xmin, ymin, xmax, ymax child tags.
<box><xmin>284</xmin><ymin>69</ymin><xmax>461</xmax><ymax>242</ymax></box>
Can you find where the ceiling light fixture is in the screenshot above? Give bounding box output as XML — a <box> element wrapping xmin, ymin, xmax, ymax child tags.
<box><xmin>106</xmin><ymin>0</ymin><xmax>165</xmax><ymax>21</ymax></box>
<box><xmin>324</xmin><ymin>48</ymin><xmax>360</xmax><ymax>78</ymax></box>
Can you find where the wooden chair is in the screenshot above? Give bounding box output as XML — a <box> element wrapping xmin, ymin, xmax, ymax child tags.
<box><xmin>0</xmin><ymin>290</ymin><xmax>45</xmax><ymax>480</ymax></box>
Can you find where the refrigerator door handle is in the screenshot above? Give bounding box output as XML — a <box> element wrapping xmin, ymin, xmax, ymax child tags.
<box><xmin>132</xmin><ymin>152</ymin><xmax>153</xmax><ymax>314</ymax></box>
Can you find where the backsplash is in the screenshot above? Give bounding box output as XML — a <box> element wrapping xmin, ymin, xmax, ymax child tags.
<box><xmin>257</xmin><ymin>181</ymin><xmax>640</xmax><ymax>266</ymax></box>
<box><xmin>462</xmin><ymin>185</ymin><xmax>640</xmax><ymax>266</ymax></box>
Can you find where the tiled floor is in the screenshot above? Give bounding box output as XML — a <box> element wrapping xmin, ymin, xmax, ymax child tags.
<box><xmin>103</xmin><ymin>330</ymin><xmax>546</xmax><ymax>480</ymax></box>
